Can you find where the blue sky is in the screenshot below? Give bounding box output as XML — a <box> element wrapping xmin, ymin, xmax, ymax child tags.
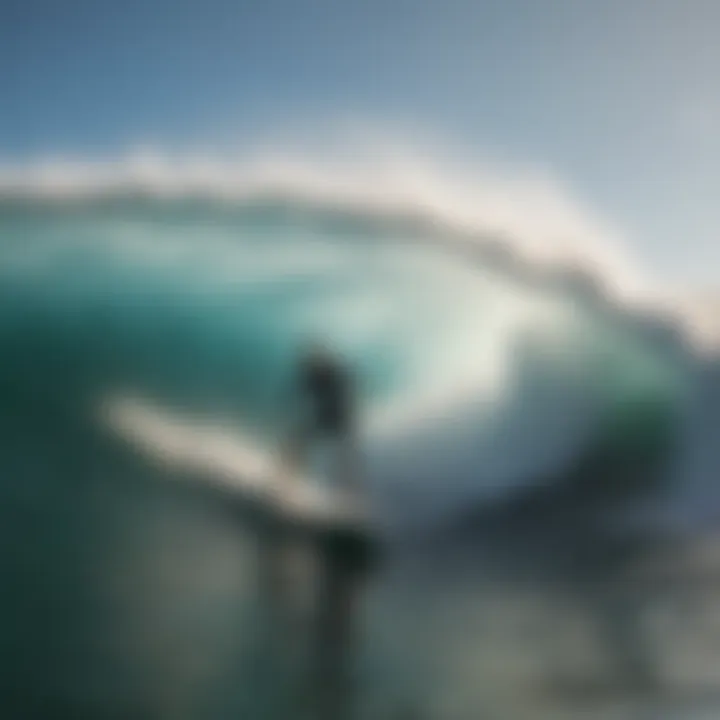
<box><xmin>1</xmin><ymin>0</ymin><xmax>718</xmax><ymax>287</ymax></box>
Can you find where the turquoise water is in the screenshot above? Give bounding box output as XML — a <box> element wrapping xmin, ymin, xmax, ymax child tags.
<box><xmin>0</xmin><ymin>195</ymin><xmax>699</xmax><ymax>718</ymax></box>
<box><xmin>0</xmin><ymin>197</ymin><xmax>685</xmax><ymax>487</ymax></box>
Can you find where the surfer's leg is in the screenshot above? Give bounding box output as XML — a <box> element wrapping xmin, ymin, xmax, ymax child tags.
<box><xmin>313</xmin><ymin>553</ymin><xmax>359</xmax><ymax>720</ymax></box>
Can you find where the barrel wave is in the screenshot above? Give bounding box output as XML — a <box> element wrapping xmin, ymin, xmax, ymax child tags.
<box><xmin>0</xmin><ymin>184</ymin><xmax>711</xmax><ymax>717</ymax></box>
<box><xmin>0</xmin><ymin>192</ymin><xmax>691</xmax><ymax>518</ymax></box>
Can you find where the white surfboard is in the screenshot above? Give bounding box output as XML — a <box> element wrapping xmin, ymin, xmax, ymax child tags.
<box><xmin>97</xmin><ymin>394</ymin><xmax>370</xmax><ymax>532</ymax></box>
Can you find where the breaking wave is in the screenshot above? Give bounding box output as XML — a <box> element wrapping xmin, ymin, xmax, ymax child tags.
<box><xmin>2</xmin><ymin>147</ymin><xmax>720</xmax><ymax>718</ymax></box>
<box><xmin>0</xmin><ymin>148</ymin><xmax>711</xmax><ymax>527</ymax></box>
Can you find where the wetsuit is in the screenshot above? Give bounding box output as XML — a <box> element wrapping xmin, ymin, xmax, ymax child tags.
<box><xmin>299</xmin><ymin>353</ymin><xmax>353</xmax><ymax>437</ymax></box>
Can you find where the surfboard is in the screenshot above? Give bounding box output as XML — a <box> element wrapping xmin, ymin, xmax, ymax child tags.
<box><xmin>97</xmin><ymin>394</ymin><xmax>371</xmax><ymax>533</ymax></box>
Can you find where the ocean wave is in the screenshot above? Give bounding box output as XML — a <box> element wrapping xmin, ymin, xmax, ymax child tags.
<box><xmin>0</xmin><ymin>178</ymin><xmax>701</xmax><ymax>526</ymax></box>
<box><xmin>1</xmin><ymin>147</ymin><xmax>715</xmax><ymax>356</ymax></box>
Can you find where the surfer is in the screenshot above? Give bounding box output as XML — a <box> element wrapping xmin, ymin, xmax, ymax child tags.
<box><xmin>285</xmin><ymin>340</ymin><xmax>357</xmax><ymax>493</ymax></box>
<box><xmin>282</xmin><ymin>342</ymin><xmax>381</xmax><ymax>719</ymax></box>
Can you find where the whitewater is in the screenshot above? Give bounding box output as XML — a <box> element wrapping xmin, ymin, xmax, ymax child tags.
<box><xmin>1</xmin><ymin>148</ymin><xmax>719</xmax><ymax>718</ymax></box>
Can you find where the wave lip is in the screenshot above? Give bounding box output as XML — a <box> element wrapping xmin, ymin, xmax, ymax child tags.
<box><xmin>2</xmin><ymin>146</ymin><xmax>715</xmax><ymax>356</ymax></box>
<box><xmin>0</xmin><ymin>148</ymin><xmax>644</xmax><ymax>293</ymax></box>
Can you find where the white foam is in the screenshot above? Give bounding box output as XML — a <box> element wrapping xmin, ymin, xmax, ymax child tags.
<box><xmin>0</xmin><ymin>145</ymin><xmax>642</xmax><ymax>297</ymax></box>
<box><xmin>1</xmin><ymin>140</ymin><xmax>714</xmax><ymax>351</ymax></box>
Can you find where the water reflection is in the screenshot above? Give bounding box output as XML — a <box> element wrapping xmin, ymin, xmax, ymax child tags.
<box><xmin>3</xmin><ymin>409</ymin><xmax>720</xmax><ymax>720</ymax></box>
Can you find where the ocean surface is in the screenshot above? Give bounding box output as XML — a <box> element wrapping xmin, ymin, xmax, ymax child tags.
<box><xmin>1</xmin><ymin>185</ymin><xmax>719</xmax><ymax>719</ymax></box>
